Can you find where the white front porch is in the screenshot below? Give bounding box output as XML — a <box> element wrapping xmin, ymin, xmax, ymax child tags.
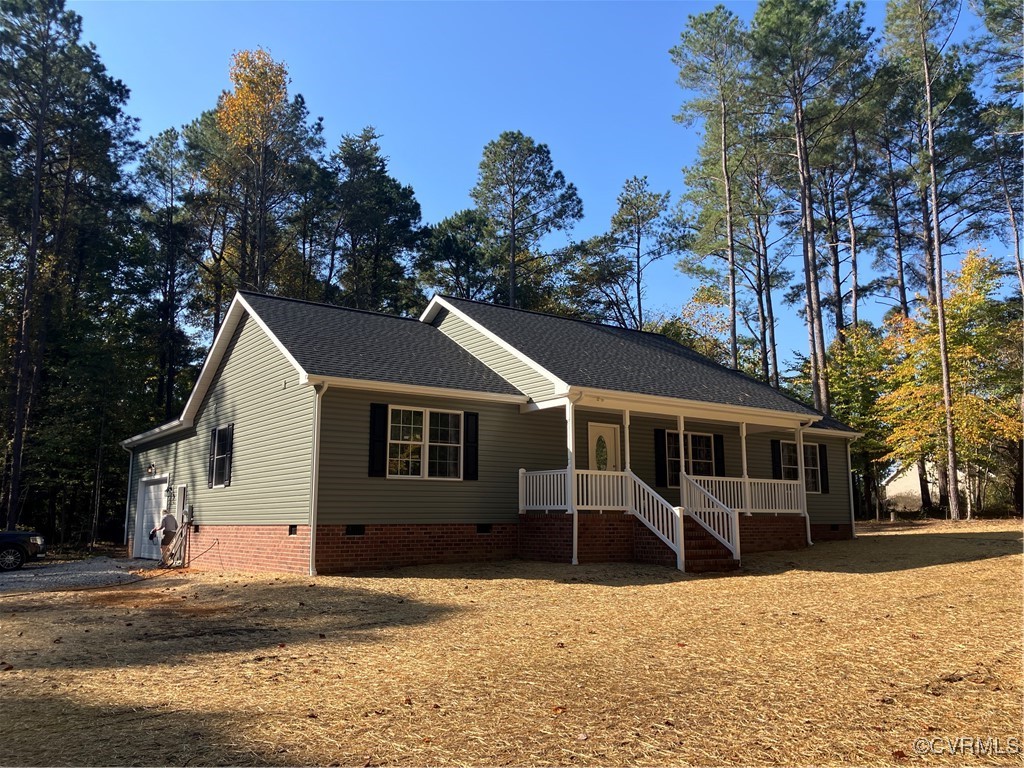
<box><xmin>516</xmin><ymin>390</ymin><xmax>817</xmax><ymax>572</ymax></box>
<box><xmin>521</xmin><ymin>469</ymin><xmax>803</xmax><ymax>517</ymax></box>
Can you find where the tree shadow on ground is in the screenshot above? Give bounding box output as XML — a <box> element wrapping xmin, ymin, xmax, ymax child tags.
<box><xmin>0</xmin><ymin>578</ymin><xmax>456</xmax><ymax>672</ymax></box>
<box><xmin>326</xmin><ymin>558</ymin><xmax>693</xmax><ymax>587</ymax></box>
<box><xmin>2</xmin><ymin>693</ymin><xmax>334</xmax><ymax>766</ymax></box>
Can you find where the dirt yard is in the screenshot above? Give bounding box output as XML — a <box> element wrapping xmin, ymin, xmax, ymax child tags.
<box><xmin>1</xmin><ymin>519</ymin><xmax>1020</xmax><ymax>766</ymax></box>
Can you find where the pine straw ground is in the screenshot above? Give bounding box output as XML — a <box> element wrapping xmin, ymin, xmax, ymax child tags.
<box><xmin>1</xmin><ymin>519</ymin><xmax>1021</xmax><ymax>767</ymax></box>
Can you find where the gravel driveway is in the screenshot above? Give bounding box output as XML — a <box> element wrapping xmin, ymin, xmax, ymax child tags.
<box><xmin>0</xmin><ymin>556</ymin><xmax>158</xmax><ymax>594</ymax></box>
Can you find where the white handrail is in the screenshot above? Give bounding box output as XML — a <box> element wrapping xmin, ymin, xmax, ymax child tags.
<box><xmin>680</xmin><ymin>475</ymin><xmax>740</xmax><ymax>559</ymax></box>
<box><xmin>626</xmin><ymin>470</ymin><xmax>680</xmax><ymax>555</ymax></box>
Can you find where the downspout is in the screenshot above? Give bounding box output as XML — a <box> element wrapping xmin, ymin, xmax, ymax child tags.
<box><xmin>846</xmin><ymin>440</ymin><xmax>857</xmax><ymax>538</ymax></box>
<box><xmin>567</xmin><ymin>391</ymin><xmax>583</xmax><ymax>566</ymax></box>
<box><xmin>308</xmin><ymin>383</ymin><xmax>329</xmax><ymax>576</ymax></box>
<box><xmin>121</xmin><ymin>446</ymin><xmax>134</xmax><ymax>556</ymax></box>
<box><xmin>796</xmin><ymin>424</ymin><xmax>813</xmax><ymax>545</ymax></box>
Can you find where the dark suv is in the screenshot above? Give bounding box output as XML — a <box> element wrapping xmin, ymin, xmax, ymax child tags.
<box><xmin>0</xmin><ymin>531</ymin><xmax>46</xmax><ymax>571</ymax></box>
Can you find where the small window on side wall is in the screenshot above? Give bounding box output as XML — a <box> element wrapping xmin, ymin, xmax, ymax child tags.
<box><xmin>208</xmin><ymin>424</ymin><xmax>234</xmax><ymax>488</ymax></box>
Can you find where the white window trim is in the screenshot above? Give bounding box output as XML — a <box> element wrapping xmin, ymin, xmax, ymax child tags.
<box><xmin>210</xmin><ymin>424</ymin><xmax>232</xmax><ymax>489</ymax></box>
<box><xmin>666</xmin><ymin>430</ymin><xmax>715</xmax><ymax>487</ymax></box>
<box><xmin>386</xmin><ymin>406</ymin><xmax>464</xmax><ymax>481</ymax></box>
<box><xmin>782</xmin><ymin>440</ymin><xmax>821</xmax><ymax>494</ymax></box>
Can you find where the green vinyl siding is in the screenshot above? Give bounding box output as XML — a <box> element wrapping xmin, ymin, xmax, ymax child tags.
<box><xmin>746</xmin><ymin>431</ymin><xmax>852</xmax><ymax>524</ymax></box>
<box><xmin>126</xmin><ymin>314</ymin><xmax>315</xmax><ymax>545</ymax></box>
<box><xmin>317</xmin><ymin>388</ymin><xmax>567</xmax><ymax>525</ymax></box>
<box><xmin>432</xmin><ymin>307</ymin><xmax>556</xmax><ymax>400</ymax></box>
<box><xmin>619</xmin><ymin>416</ymin><xmax>743</xmax><ymax>502</ymax></box>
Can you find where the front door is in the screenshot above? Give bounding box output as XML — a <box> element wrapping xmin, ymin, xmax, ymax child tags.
<box><xmin>588</xmin><ymin>423</ymin><xmax>621</xmax><ymax>472</ymax></box>
<box><xmin>134</xmin><ymin>479</ymin><xmax>167</xmax><ymax>559</ymax></box>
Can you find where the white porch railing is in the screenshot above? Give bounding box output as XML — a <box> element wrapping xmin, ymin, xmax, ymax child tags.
<box><xmin>680</xmin><ymin>476</ymin><xmax>740</xmax><ymax>559</ymax></box>
<box><xmin>520</xmin><ymin>469</ymin><xmax>792</xmax><ymax>566</ymax></box>
<box><xmin>748</xmin><ymin>479</ymin><xmax>803</xmax><ymax>514</ymax></box>
<box><xmin>626</xmin><ymin>470</ymin><xmax>680</xmax><ymax>556</ymax></box>
<box><xmin>691</xmin><ymin>477</ymin><xmax>803</xmax><ymax>515</ymax></box>
<box><xmin>519</xmin><ymin>469</ymin><xmax>567</xmax><ymax>510</ymax></box>
<box><xmin>519</xmin><ymin>468</ymin><xmax>682</xmax><ymax>567</ymax></box>
<box><xmin>576</xmin><ymin>470</ymin><xmax>630</xmax><ymax>510</ymax></box>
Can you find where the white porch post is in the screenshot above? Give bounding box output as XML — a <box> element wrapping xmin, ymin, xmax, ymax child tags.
<box><xmin>566</xmin><ymin>400</ymin><xmax>578</xmax><ymax>565</ymax></box>
<box><xmin>623</xmin><ymin>409</ymin><xmax>631</xmax><ymax>472</ymax></box>
<box><xmin>847</xmin><ymin>440</ymin><xmax>857</xmax><ymax>538</ymax></box>
<box><xmin>740</xmin><ymin>422</ymin><xmax>751</xmax><ymax>516</ymax></box>
<box><xmin>796</xmin><ymin>425</ymin><xmax>813</xmax><ymax>545</ymax></box>
<box><xmin>676</xmin><ymin>413</ymin><xmax>686</xmax><ymax>571</ymax></box>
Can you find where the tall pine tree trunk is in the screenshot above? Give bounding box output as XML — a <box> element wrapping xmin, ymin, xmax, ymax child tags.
<box><xmin>6</xmin><ymin>19</ymin><xmax>53</xmax><ymax>530</ymax></box>
<box><xmin>720</xmin><ymin>97</ymin><xmax>738</xmax><ymax>369</ymax></box>
<box><xmin>794</xmin><ymin>98</ymin><xmax>830</xmax><ymax>413</ymax></box>
<box><xmin>918</xmin><ymin>5</ymin><xmax>962</xmax><ymax>520</ymax></box>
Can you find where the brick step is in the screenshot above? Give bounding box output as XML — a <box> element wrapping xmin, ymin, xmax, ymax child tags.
<box><xmin>685</xmin><ymin>547</ymin><xmax>733</xmax><ymax>560</ymax></box>
<box><xmin>686</xmin><ymin>558</ymin><xmax>740</xmax><ymax>573</ymax></box>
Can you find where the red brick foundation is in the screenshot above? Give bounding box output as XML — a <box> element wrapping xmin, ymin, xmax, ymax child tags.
<box><xmin>518</xmin><ymin>511</ymin><xmax>677</xmax><ymax>565</ymax></box>
<box><xmin>315</xmin><ymin>523</ymin><xmax>518</xmax><ymax>572</ymax></box>
<box><xmin>185</xmin><ymin>524</ymin><xmax>312</xmax><ymax>574</ymax></box>
<box><xmin>164</xmin><ymin>515</ymin><xmax>847</xmax><ymax>576</ymax></box>
<box><xmin>517</xmin><ymin>512</ymin><xmax>572</xmax><ymax>562</ymax></box>
<box><xmin>634</xmin><ymin>519</ymin><xmax>678</xmax><ymax>567</ymax></box>
<box><xmin>738</xmin><ymin>515</ymin><xmax>808</xmax><ymax>553</ymax></box>
<box><xmin>811</xmin><ymin>523</ymin><xmax>854</xmax><ymax>541</ymax></box>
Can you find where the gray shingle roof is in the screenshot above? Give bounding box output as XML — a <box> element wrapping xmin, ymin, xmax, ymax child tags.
<box><xmin>441</xmin><ymin>296</ymin><xmax>822</xmax><ymax>419</ymax></box>
<box><xmin>240</xmin><ymin>292</ymin><xmax>522</xmax><ymax>396</ymax></box>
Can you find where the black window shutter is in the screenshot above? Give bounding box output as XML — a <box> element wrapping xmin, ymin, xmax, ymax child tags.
<box><xmin>770</xmin><ymin>439</ymin><xmax>782</xmax><ymax>480</ymax></box>
<box><xmin>713</xmin><ymin>434</ymin><xmax>726</xmax><ymax>476</ymax></box>
<box><xmin>654</xmin><ymin>428</ymin><xmax>667</xmax><ymax>487</ymax></box>
<box><xmin>208</xmin><ymin>428</ymin><xmax>217</xmax><ymax>488</ymax></box>
<box><xmin>368</xmin><ymin>403</ymin><xmax>388</xmax><ymax>477</ymax></box>
<box><xmin>463</xmin><ymin>412</ymin><xmax>479</xmax><ymax>481</ymax></box>
<box><xmin>818</xmin><ymin>443</ymin><xmax>830</xmax><ymax>494</ymax></box>
<box><xmin>223</xmin><ymin>424</ymin><xmax>234</xmax><ymax>487</ymax></box>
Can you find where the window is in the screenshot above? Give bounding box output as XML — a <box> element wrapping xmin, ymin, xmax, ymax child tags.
<box><xmin>387</xmin><ymin>407</ymin><xmax>462</xmax><ymax>480</ymax></box>
<box><xmin>208</xmin><ymin>424</ymin><xmax>233</xmax><ymax>488</ymax></box>
<box><xmin>781</xmin><ymin>441</ymin><xmax>821</xmax><ymax>493</ymax></box>
<box><xmin>666</xmin><ymin>431</ymin><xmax>715</xmax><ymax>486</ymax></box>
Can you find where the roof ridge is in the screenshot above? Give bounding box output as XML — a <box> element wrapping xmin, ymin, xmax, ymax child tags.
<box><xmin>240</xmin><ymin>290</ymin><xmax>422</xmax><ymax>324</ymax></box>
<box><xmin>440</xmin><ymin>294</ymin><xmax>684</xmax><ymax>341</ymax></box>
<box><xmin>440</xmin><ymin>295</ymin><xmax>822</xmax><ymax>417</ymax></box>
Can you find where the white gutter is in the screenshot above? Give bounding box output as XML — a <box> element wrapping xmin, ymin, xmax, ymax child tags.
<box><xmin>308</xmin><ymin>383</ymin><xmax>329</xmax><ymax>576</ymax></box>
<box><xmin>570</xmin><ymin>387</ymin><xmax>819</xmax><ymax>430</ymax></box>
<box><xmin>121</xmin><ymin>446</ymin><xmax>134</xmax><ymax>551</ymax></box>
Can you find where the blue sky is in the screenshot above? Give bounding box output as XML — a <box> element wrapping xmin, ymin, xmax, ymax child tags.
<box><xmin>69</xmin><ymin>0</ymin><xmax>988</xmax><ymax>371</ymax></box>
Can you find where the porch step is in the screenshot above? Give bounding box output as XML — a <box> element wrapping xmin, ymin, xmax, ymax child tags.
<box><xmin>686</xmin><ymin>557</ymin><xmax>740</xmax><ymax>573</ymax></box>
<box><xmin>682</xmin><ymin>517</ymin><xmax>738</xmax><ymax>573</ymax></box>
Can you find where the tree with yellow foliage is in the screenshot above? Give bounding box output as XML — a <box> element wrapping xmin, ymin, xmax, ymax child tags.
<box><xmin>880</xmin><ymin>251</ymin><xmax>1022</xmax><ymax>517</ymax></box>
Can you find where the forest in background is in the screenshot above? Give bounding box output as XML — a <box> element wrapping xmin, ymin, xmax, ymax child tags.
<box><xmin>1</xmin><ymin>0</ymin><xmax>1020</xmax><ymax>544</ymax></box>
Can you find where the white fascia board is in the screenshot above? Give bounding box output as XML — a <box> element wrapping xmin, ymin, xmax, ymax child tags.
<box><xmin>573</xmin><ymin>387</ymin><xmax>820</xmax><ymax>430</ymax></box>
<box><xmin>120</xmin><ymin>419</ymin><xmax>188</xmax><ymax>449</ymax></box>
<box><xmin>308</xmin><ymin>374</ymin><xmax>529</xmax><ymax>404</ymax></box>
<box><xmin>520</xmin><ymin>395</ymin><xmax>573</xmax><ymax>413</ymax></box>
<box><xmin>805</xmin><ymin>427</ymin><xmax>864</xmax><ymax>439</ymax></box>
<box><xmin>235</xmin><ymin>294</ymin><xmax>308</xmax><ymax>382</ymax></box>
<box><xmin>123</xmin><ymin>292</ymin><xmax>311</xmax><ymax>449</ymax></box>
<box><xmin>179</xmin><ymin>293</ymin><xmax>309</xmax><ymax>426</ymax></box>
<box><xmin>420</xmin><ymin>295</ymin><xmax>571</xmax><ymax>393</ymax></box>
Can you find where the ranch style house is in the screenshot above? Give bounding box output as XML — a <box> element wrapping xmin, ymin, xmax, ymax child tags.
<box><xmin>121</xmin><ymin>292</ymin><xmax>859</xmax><ymax>575</ymax></box>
